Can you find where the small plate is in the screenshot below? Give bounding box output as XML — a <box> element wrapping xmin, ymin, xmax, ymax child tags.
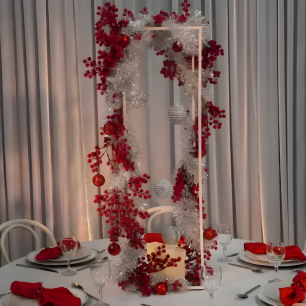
<box><xmin>238</xmin><ymin>251</ymin><xmax>306</xmax><ymax>267</ymax></box>
<box><xmin>257</xmin><ymin>285</ymin><xmax>283</xmax><ymax>306</ymax></box>
<box><xmin>27</xmin><ymin>249</ymin><xmax>97</xmax><ymax>266</ymax></box>
<box><xmin>264</xmin><ymin>280</ymin><xmax>306</xmax><ymax>303</ymax></box>
<box><xmin>245</xmin><ymin>250</ymin><xmax>305</xmax><ymax>263</ymax></box>
<box><xmin>49</xmin><ymin>247</ymin><xmax>92</xmax><ymax>262</ymax></box>
<box><xmin>0</xmin><ymin>288</ymin><xmax>87</xmax><ymax>306</ymax></box>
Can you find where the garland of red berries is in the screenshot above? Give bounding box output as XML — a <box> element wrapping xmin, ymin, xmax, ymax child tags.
<box><xmin>83</xmin><ymin>0</ymin><xmax>226</xmax><ymax>295</ymax></box>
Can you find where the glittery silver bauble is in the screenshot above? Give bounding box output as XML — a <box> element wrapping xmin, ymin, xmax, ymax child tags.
<box><xmin>153</xmin><ymin>179</ymin><xmax>173</xmax><ymax>199</ymax></box>
<box><xmin>168</xmin><ymin>104</ymin><xmax>187</xmax><ymax>125</ymax></box>
<box><xmin>162</xmin><ymin>226</ymin><xmax>180</xmax><ymax>245</ymax></box>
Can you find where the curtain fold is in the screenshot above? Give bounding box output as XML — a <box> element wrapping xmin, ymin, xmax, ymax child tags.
<box><xmin>1</xmin><ymin>0</ymin><xmax>306</xmax><ymax>265</ymax></box>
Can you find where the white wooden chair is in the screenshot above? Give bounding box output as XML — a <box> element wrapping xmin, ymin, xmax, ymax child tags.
<box><xmin>146</xmin><ymin>206</ymin><xmax>172</xmax><ymax>233</ymax></box>
<box><xmin>0</xmin><ymin>219</ymin><xmax>57</xmax><ymax>264</ymax></box>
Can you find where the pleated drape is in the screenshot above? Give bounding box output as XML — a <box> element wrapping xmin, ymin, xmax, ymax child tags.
<box><xmin>1</xmin><ymin>0</ymin><xmax>306</xmax><ymax>265</ymax></box>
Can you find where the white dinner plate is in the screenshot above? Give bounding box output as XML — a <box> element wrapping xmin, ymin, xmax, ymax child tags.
<box><xmin>26</xmin><ymin>248</ymin><xmax>97</xmax><ymax>266</ymax></box>
<box><xmin>238</xmin><ymin>251</ymin><xmax>306</xmax><ymax>267</ymax></box>
<box><xmin>245</xmin><ymin>250</ymin><xmax>306</xmax><ymax>263</ymax></box>
<box><xmin>0</xmin><ymin>288</ymin><xmax>87</xmax><ymax>306</ymax></box>
<box><xmin>49</xmin><ymin>246</ymin><xmax>92</xmax><ymax>262</ymax></box>
<box><xmin>257</xmin><ymin>285</ymin><xmax>283</xmax><ymax>306</ymax></box>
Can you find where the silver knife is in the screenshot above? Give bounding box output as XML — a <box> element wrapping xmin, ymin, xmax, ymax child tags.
<box><xmin>227</xmin><ymin>252</ymin><xmax>239</xmax><ymax>257</ymax></box>
<box><xmin>16</xmin><ymin>264</ymin><xmax>59</xmax><ymax>273</ymax></box>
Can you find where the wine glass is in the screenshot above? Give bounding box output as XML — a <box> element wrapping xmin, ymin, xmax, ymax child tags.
<box><xmin>217</xmin><ymin>224</ymin><xmax>232</xmax><ymax>262</ymax></box>
<box><xmin>90</xmin><ymin>257</ymin><xmax>110</xmax><ymax>306</ymax></box>
<box><xmin>266</xmin><ymin>241</ymin><xmax>286</xmax><ymax>282</ymax></box>
<box><xmin>59</xmin><ymin>236</ymin><xmax>78</xmax><ymax>276</ymax></box>
<box><xmin>201</xmin><ymin>265</ymin><xmax>222</xmax><ymax>306</ymax></box>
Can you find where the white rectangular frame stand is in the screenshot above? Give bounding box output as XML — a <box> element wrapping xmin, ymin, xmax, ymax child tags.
<box><xmin>122</xmin><ymin>26</ymin><xmax>204</xmax><ymax>289</ymax></box>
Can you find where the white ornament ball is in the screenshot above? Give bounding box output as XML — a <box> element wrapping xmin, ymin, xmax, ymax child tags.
<box><xmin>168</xmin><ymin>104</ymin><xmax>187</xmax><ymax>125</ymax></box>
<box><xmin>162</xmin><ymin>226</ymin><xmax>180</xmax><ymax>245</ymax></box>
<box><xmin>153</xmin><ymin>179</ymin><xmax>173</xmax><ymax>199</ymax></box>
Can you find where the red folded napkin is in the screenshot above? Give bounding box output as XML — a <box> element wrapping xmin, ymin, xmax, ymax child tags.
<box><xmin>285</xmin><ymin>246</ymin><xmax>306</xmax><ymax>262</ymax></box>
<box><xmin>35</xmin><ymin>241</ymin><xmax>81</xmax><ymax>261</ymax></box>
<box><xmin>10</xmin><ymin>281</ymin><xmax>81</xmax><ymax>306</ymax></box>
<box><xmin>10</xmin><ymin>281</ymin><xmax>42</xmax><ymax>299</ymax></box>
<box><xmin>39</xmin><ymin>287</ymin><xmax>81</xmax><ymax>306</ymax></box>
<box><xmin>144</xmin><ymin>233</ymin><xmax>164</xmax><ymax>243</ymax></box>
<box><xmin>244</xmin><ymin>243</ymin><xmax>306</xmax><ymax>262</ymax></box>
<box><xmin>244</xmin><ymin>242</ymin><xmax>266</xmax><ymax>254</ymax></box>
<box><xmin>280</xmin><ymin>271</ymin><xmax>306</xmax><ymax>306</ymax></box>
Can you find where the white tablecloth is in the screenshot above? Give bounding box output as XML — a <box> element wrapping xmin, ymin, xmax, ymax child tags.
<box><xmin>0</xmin><ymin>239</ymin><xmax>301</xmax><ymax>305</ymax></box>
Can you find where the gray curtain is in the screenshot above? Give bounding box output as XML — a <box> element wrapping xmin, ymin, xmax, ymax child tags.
<box><xmin>0</xmin><ymin>0</ymin><xmax>305</xmax><ymax>264</ymax></box>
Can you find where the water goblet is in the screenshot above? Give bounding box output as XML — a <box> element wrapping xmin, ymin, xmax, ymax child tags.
<box><xmin>60</xmin><ymin>236</ymin><xmax>78</xmax><ymax>276</ymax></box>
<box><xmin>201</xmin><ymin>265</ymin><xmax>222</xmax><ymax>306</ymax></box>
<box><xmin>217</xmin><ymin>224</ymin><xmax>232</xmax><ymax>262</ymax></box>
<box><xmin>90</xmin><ymin>258</ymin><xmax>111</xmax><ymax>306</ymax></box>
<box><xmin>266</xmin><ymin>241</ymin><xmax>286</xmax><ymax>282</ymax></box>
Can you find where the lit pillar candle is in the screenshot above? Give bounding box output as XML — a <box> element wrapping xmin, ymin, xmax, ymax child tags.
<box><xmin>147</xmin><ymin>242</ymin><xmax>186</xmax><ymax>279</ymax></box>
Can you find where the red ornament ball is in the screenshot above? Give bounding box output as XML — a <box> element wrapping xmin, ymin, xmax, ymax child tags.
<box><xmin>92</xmin><ymin>174</ymin><xmax>105</xmax><ymax>187</ymax></box>
<box><xmin>108</xmin><ymin>242</ymin><xmax>121</xmax><ymax>256</ymax></box>
<box><xmin>118</xmin><ymin>34</ymin><xmax>130</xmax><ymax>48</ymax></box>
<box><xmin>156</xmin><ymin>282</ymin><xmax>168</xmax><ymax>295</ymax></box>
<box><xmin>204</xmin><ymin>227</ymin><xmax>214</xmax><ymax>240</ymax></box>
<box><xmin>172</xmin><ymin>41</ymin><xmax>183</xmax><ymax>52</ymax></box>
<box><xmin>103</xmin><ymin>122</ymin><xmax>115</xmax><ymax>136</ymax></box>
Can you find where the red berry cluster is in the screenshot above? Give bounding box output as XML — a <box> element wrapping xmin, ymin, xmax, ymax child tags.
<box><xmin>101</xmin><ymin>111</ymin><xmax>125</xmax><ymax>140</ymax></box>
<box><xmin>207</xmin><ymin>101</ymin><xmax>226</xmax><ymax>130</ymax></box>
<box><xmin>139</xmin><ymin>7</ymin><xmax>148</xmax><ymax>15</ymax></box>
<box><xmin>128</xmin><ymin>174</ymin><xmax>152</xmax><ymax>200</ymax></box>
<box><xmin>172</xmin><ymin>168</ymin><xmax>186</xmax><ymax>203</ymax></box>
<box><xmin>95</xmin><ymin>176</ymin><xmax>151</xmax><ymax>248</ymax></box>
<box><xmin>87</xmin><ymin>111</ymin><xmax>134</xmax><ymax>173</ymax></box>
<box><xmin>83</xmin><ymin>2</ymin><xmax>134</xmax><ymax>94</ymax></box>
<box><xmin>160</xmin><ymin>60</ymin><xmax>184</xmax><ymax>86</ymax></box>
<box><xmin>178</xmin><ymin>241</ymin><xmax>217</xmax><ymax>286</ymax></box>
<box><xmin>166</xmin><ymin>280</ymin><xmax>183</xmax><ymax>292</ymax></box>
<box><xmin>119</xmin><ymin>245</ymin><xmax>182</xmax><ymax>296</ymax></box>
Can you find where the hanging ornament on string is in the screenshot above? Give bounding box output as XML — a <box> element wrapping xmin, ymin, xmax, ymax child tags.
<box><xmin>92</xmin><ymin>174</ymin><xmax>105</xmax><ymax>187</ymax></box>
<box><xmin>162</xmin><ymin>226</ymin><xmax>180</xmax><ymax>245</ymax></box>
<box><xmin>156</xmin><ymin>282</ymin><xmax>168</xmax><ymax>295</ymax></box>
<box><xmin>108</xmin><ymin>242</ymin><xmax>121</xmax><ymax>256</ymax></box>
<box><xmin>168</xmin><ymin>104</ymin><xmax>187</xmax><ymax>125</ymax></box>
<box><xmin>154</xmin><ymin>179</ymin><xmax>173</xmax><ymax>199</ymax></box>
<box><xmin>172</xmin><ymin>41</ymin><xmax>183</xmax><ymax>52</ymax></box>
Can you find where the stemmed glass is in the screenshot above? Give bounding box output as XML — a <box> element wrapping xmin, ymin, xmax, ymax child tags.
<box><xmin>60</xmin><ymin>236</ymin><xmax>78</xmax><ymax>276</ymax></box>
<box><xmin>201</xmin><ymin>265</ymin><xmax>222</xmax><ymax>306</ymax></box>
<box><xmin>90</xmin><ymin>258</ymin><xmax>110</xmax><ymax>306</ymax></box>
<box><xmin>266</xmin><ymin>241</ymin><xmax>286</xmax><ymax>282</ymax></box>
<box><xmin>217</xmin><ymin>224</ymin><xmax>232</xmax><ymax>262</ymax></box>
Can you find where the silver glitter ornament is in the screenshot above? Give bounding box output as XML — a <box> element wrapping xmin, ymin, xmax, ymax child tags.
<box><xmin>153</xmin><ymin>179</ymin><xmax>173</xmax><ymax>199</ymax></box>
<box><xmin>162</xmin><ymin>226</ymin><xmax>180</xmax><ymax>245</ymax></box>
<box><xmin>168</xmin><ymin>104</ymin><xmax>187</xmax><ymax>125</ymax></box>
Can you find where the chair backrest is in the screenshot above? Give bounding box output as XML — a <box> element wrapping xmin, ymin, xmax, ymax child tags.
<box><xmin>0</xmin><ymin>219</ymin><xmax>57</xmax><ymax>264</ymax></box>
<box><xmin>146</xmin><ymin>206</ymin><xmax>172</xmax><ymax>233</ymax></box>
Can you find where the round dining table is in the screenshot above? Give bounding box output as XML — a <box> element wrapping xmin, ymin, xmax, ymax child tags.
<box><xmin>0</xmin><ymin>238</ymin><xmax>301</xmax><ymax>306</ymax></box>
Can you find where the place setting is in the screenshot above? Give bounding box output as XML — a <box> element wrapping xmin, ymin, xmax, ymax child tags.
<box><xmin>0</xmin><ymin>256</ymin><xmax>110</xmax><ymax>306</ymax></box>
<box><xmin>24</xmin><ymin>236</ymin><xmax>104</xmax><ymax>274</ymax></box>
